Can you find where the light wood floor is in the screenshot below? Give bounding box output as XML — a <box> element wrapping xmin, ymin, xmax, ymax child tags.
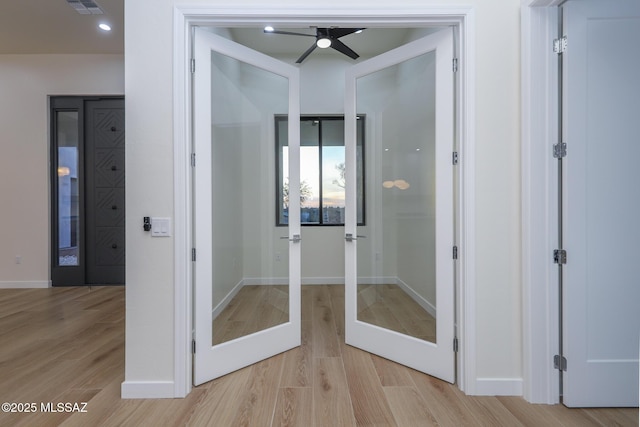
<box><xmin>0</xmin><ymin>286</ymin><xmax>637</xmax><ymax>427</ymax></box>
<box><xmin>357</xmin><ymin>284</ymin><xmax>436</xmax><ymax>342</ymax></box>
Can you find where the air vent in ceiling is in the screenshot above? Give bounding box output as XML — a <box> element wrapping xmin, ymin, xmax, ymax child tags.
<box><xmin>66</xmin><ymin>0</ymin><xmax>103</xmax><ymax>15</ymax></box>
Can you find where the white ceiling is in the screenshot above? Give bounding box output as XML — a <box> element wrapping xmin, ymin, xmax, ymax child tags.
<box><xmin>0</xmin><ymin>1</ymin><xmax>437</xmax><ymax>62</ymax></box>
<box><xmin>0</xmin><ymin>0</ymin><xmax>124</xmax><ymax>54</ymax></box>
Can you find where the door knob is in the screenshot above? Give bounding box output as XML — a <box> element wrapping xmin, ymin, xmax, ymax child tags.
<box><xmin>111</xmin><ymin>165</ymin><xmax>117</xmax><ymax>171</ymax></box>
<box><xmin>112</xmin><ymin>205</ymin><xmax>118</xmax><ymax>210</ymax></box>
<box><xmin>112</xmin><ymin>243</ymin><xmax>118</xmax><ymax>249</ymax></box>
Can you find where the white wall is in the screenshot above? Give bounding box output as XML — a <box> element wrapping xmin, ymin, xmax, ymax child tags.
<box><xmin>124</xmin><ymin>0</ymin><xmax>522</xmax><ymax>396</ymax></box>
<box><xmin>0</xmin><ymin>54</ymin><xmax>124</xmax><ymax>288</ymax></box>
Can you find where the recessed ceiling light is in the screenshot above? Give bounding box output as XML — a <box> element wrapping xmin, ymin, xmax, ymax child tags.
<box><xmin>99</xmin><ymin>23</ymin><xmax>111</xmax><ymax>31</ymax></box>
<box><xmin>264</xmin><ymin>26</ymin><xmax>274</xmax><ymax>32</ymax></box>
<box><xmin>355</xmin><ymin>29</ymin><xmax>363</xmax><ymax>34</ymax></box>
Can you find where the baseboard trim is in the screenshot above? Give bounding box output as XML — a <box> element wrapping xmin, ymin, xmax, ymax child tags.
<box><xmin>396</xmin><ymin>277</ymin><xmax>437</xmax><ymax>318</ymax></box>
<box><xmin>121</xmin><ymin>381</ymin><xmax>176</xmax><ymax>399</ymax></box>
<box><xmin>473</xmin><ymin>378</ymin><xmax>523</xmax><ymax>396</ymax></box>
<box><xmin>302</xmin><ymin>277</ymin><xmax>344</xmax><ymax>285</ymax></box>
<box><xmin>212</xmin><ymin>279</ymin><xmax>243</xmax><ymax>319</ymax></box>
<box><xmin>0</xmin><ymin>280</ymin><xmax>51</xmax><ymax>289</ymax></box>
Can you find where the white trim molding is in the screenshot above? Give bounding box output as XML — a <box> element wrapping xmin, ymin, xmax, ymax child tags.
<box><xmin>0</xmin><ymin>281</ymin><xmax>51</xmax><ymax>289</ymax></box>
<box><xmin>520</xmin><ymin>0</ymin><xmax>563</xmax><ymax>404</ymax></box>
<box><xmin>475</xmin><ymin>378</ymin><xmax>524</xmax><ymax>396</ymax></box>
<box><xmin>174</xmin><ymin>4</ymin><xmax>476</xmax><ymax>398</ymax></box>
<box><xmin>121</xmin><ymin>381</ymin><xmax>176</xmax><ymax>399</ymax></box>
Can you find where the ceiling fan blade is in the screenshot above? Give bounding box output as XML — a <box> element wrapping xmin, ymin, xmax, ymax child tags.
<box><xmin>296</xmin><ymin>43</ymin><xmax>317</xmax><ymax>63</ymax></box>
<box><xmin>330</xmin><ymin>39</ymin><xmax>359</xmax><ymax>60</ymax></box>
<box><xmin>264</xmin><ymin>29</ymin><xmax>316</xmax><ymax>37</ymax></box>
<box><xmin>328</xmin><ymin>28</ymin><xmax>364</xmax><ymax>38</ymax></box>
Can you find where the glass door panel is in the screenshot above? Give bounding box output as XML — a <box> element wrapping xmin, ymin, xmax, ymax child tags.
<box><xmin>56</xmin><ymin>111</ymin><xmax>81</xmax><ymax>267</ymax></box>
<box><xmin>209</xmin><ymin>51</ymin><xmax>290</xmax><ymax>345</ymax></box>
<box><xmin>345</xmin><ymin>28</ymin><xmax>455</xmax><ymax>382</ymax></box>
<box><xmin>194</xmin><ymin>29</ymin><xmax>301</xmax><ymax>385</ymax></box>
<box><xmin>356</xmin><ymin>51</ymin><xmax>438</xmax><ymax>344</ymax></box>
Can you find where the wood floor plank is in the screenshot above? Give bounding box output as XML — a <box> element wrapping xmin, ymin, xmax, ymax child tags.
<box><xmin>383</xmin><ymin>386</ymin><xmax>440</xmax><ymax>426</ymax></box>
<box><xmin>186</xmin><ymin>367</ymin><xmax>253</xmax><ymax>426</ymax></box>
<box><xmin>342</xmin><ymin>345</ymin><xmax>398</xmax><ymax>427</ymax></box>
<box><xmin>314</xmin><ymin>357</ymin><xmax>357</xmax><ymax>427</ymax></box>
<box><xmin>582</xmin><ymin>407</ymin><xmax>639</xmax><ymax>427</ymax></box>
<box><xmin>369</xmin><ymin>353</ymin><xmax>415</xmax><ymax>387</ymax></box>
<box><xmin>273</xmin><ymin>387</ymin><xmax>313</xmax><ymax>427</ymax></box>
<box><xmin>280</xmin><ymin>321</ymin><xmax>312</xmax><ymax>387</ymax></box>
<box><xmin>497</xmin><ymin>396</ymin><xmax>568</xmax><ymax>426</ymax></box>
<box><xmin>409</xmin><ymin>370</ymin><xmax>481</xmax><ymax>426</ymax></box>
<box><xmin>312</xmin><ymin>286</ymin><xmax>341</xmax><ymax>358</ymax></box>
<box><xmin>230</xmin><ymin>354</ymin><xmax>285</xmax><ymax>426</ymax></box>
<box><xmin>457</xmin><ymin>395</ymin><xmax>527</xmax><ymax>427</ymax></box>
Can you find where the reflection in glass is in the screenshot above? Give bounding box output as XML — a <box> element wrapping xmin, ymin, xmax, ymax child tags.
<box><xmin>57</xmin><ymin>111</ymin><xmax>80</xmax><ymax>266</ymax></box>
<box><xmin>356</xmin><ymin>51</ymin><xmax>437</xmax><ymax>343</ymax></box>
<box><xmin>209</xmin><ymin>51</ymin><xmax>290</xmax><ymax>346</ymax></box>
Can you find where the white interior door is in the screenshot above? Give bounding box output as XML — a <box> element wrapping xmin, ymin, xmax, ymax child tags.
<box><xmin>344</xmin><ymin>28</ymin><xmax>455</xmax><ymax>382</ymax></box>
<box><xmin>562</xmin><ymin>0</ymin><xmax>640</xmax><ymax>407</ymax></box>
<box><xmin>193</xmin><ymin>28</ymin><xmax>301</xmax><ymax>385</ymax></box>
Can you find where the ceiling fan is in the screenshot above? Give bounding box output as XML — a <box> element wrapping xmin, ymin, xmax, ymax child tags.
<box><xmin>263</xmin><ymin>27</ymin><xmax>365</xmax><ymax>63</ymax></box>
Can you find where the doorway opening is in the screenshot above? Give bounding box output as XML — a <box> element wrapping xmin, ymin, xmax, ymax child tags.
<box><xmin>173</xmin><ymin>7</ymin><xmax>475</xmax><ymax>398</ymax></box>
<box><xmin>50</xmin><ymin>96</ymin><xmax>125</xmax><ymax>286</ymax></box>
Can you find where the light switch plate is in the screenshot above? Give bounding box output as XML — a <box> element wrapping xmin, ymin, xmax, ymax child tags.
<box><xmin>151</xmin><ymin>217</ymin><xmax>171</xmax><ymax>237</ymax></box>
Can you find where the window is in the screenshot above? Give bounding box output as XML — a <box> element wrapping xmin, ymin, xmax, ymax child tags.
<box><xmin>276</xmin><ymin>115</ymin><xmax>365</xmax><ymax>226</ymax></box>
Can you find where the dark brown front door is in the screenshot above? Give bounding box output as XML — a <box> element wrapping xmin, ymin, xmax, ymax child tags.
<box><xmin>51</xmin><ymin>96</ymin><xmax>125</xmax><ymax>286</ymax></box>
<box><xmin>85</xmin><ymin>99</ymin><xmax>125</xmax><ymax>284</ymax></box>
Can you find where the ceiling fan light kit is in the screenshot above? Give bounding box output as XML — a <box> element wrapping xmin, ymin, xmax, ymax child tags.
<box><xmin>263</xmin><ymin>27</ymin><xmax>364</xmax><ymax>63</ymax></box>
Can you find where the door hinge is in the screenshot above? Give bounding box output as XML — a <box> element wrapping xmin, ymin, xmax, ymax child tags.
<box><xmin>553</xmin><ymin>36</ymin><xmax>567</xmax><ymax>54</ymax></box>
<box><xmin>192</xmin><ymin>248</ymin><xmax>196</xmax><ymax>262</ymax></box>
<box><xmin>553</xmin><ymin>249</ymin><xmax>567</xmax><ymax>265</ymax></box>
<box><xmin>452</xmin><ymin>151</ymin><xmax>459</xmax><ymax>165</ymax></box>
<box><xmin>453</xmin><ymin>58</ymin><xmax>458</xmax><ymax>73</ymax></box>
<box><xmin>553</xmin><ymin>142</ymin><xmax>567</xmax><ymax>159</ymax></box>
<box><xmin>192</xmin><ymin>339</ymin><xmax>196</xmax><ymax>354</ymax></box>
<box><xmin>554</xmin><ymin>354</ymin><xmax>567</xmax><ymax>371</ymax></box>
<box><xmin>453</xmin><ymin>337</ymin><xmax>459</xmax><ymax>353</ymax></box>
<box><xmin>191</xmin><ymin>153</ymin><xmax>196</xmax><ymax>167</ymax></box>
<box><xmin>453</xmin><ymin>246</ymin><xmax>458</xmax><ymax>260</ymax></box>
<box><xmin>190</xmin><ymin>58</ymin><xmax>196</xmax><ymax>73</ymax></box>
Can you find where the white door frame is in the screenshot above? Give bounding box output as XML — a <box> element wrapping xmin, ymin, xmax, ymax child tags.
<box><xmin>172</xmin><ymin>5</ymin><xmax>476</xmax><ymax>398</ymax></box>
<box><xmin>521</xmin><ymin>0</ymin><xmax>564</xmax><ymax>404</ymax></box>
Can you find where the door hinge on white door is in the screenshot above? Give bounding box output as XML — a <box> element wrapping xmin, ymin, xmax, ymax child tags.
<box><xmin>192</xmin><ymin>248</ymin><xmax>196</xmax><ymax>262</ymax></box>
<box><xmin>453</xmin><ymin>246</ymin><xmax>458</xmax><ymax>260</ymax></box>
<box><xmin>191</xmin><ymin>153</ymin><xmax>196</xmax><ymax>167</ymax></box>
<box><xmin>553</xmin><ymin>142</ymin><xmax>567</xmax><ymax>158</ymax></box>
<box><xmin>553</xmin><ymin>36</ymin><xmax>568</xmax><ymax>54</ymax></box>
<box><xmin>192</xmin><ymin>339</ymin><xmax>196</xmax><ymax>354</ymax></box>
<box><xmin>453</xmin><ymin>337</ymin><xmax>459</xmax><ymax>353</ymax></box>
<box><xmin>553</xmin><ymin>249</ymin><xmax>567</xmax><ymax>265</ymax></box>
<box><xmin>452</xmin><ymin>151</ymin><xmax>459</xmax><ymax>165</ymax></box>
<box><xmin>554</xmin><ymin>354</ymin><xmax>567</xmax><ymax>371</ymax></box>
<box><xmin>190</xmin><ymin>58</ymin><xmax>196</xmax><ymax>73</ymax></box>
<box><xmin>452</xmin><ymin>58</ymin><xmax>458</xmax><ymax>73</ymax></box>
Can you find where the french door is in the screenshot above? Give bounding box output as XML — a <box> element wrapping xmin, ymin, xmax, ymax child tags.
<box><xmin>561</xmin><ymin>0</ymin><xmax>640</xmax><ymax>407</ymax></box>
<box><xmin>193</xmin><ymin>29</ymin><xmax>301</xmax><ymax>385</ymax></box>
<box><xmin>344</xmin><ymin>28</ymin><xmax>456</xmax><ymax>382</ymax></box>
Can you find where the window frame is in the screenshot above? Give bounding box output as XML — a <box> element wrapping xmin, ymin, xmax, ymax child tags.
<box><xmin>275</xmin><ymin>114</ymin><xmax>365</xmax><ymax>227</ymax></box>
